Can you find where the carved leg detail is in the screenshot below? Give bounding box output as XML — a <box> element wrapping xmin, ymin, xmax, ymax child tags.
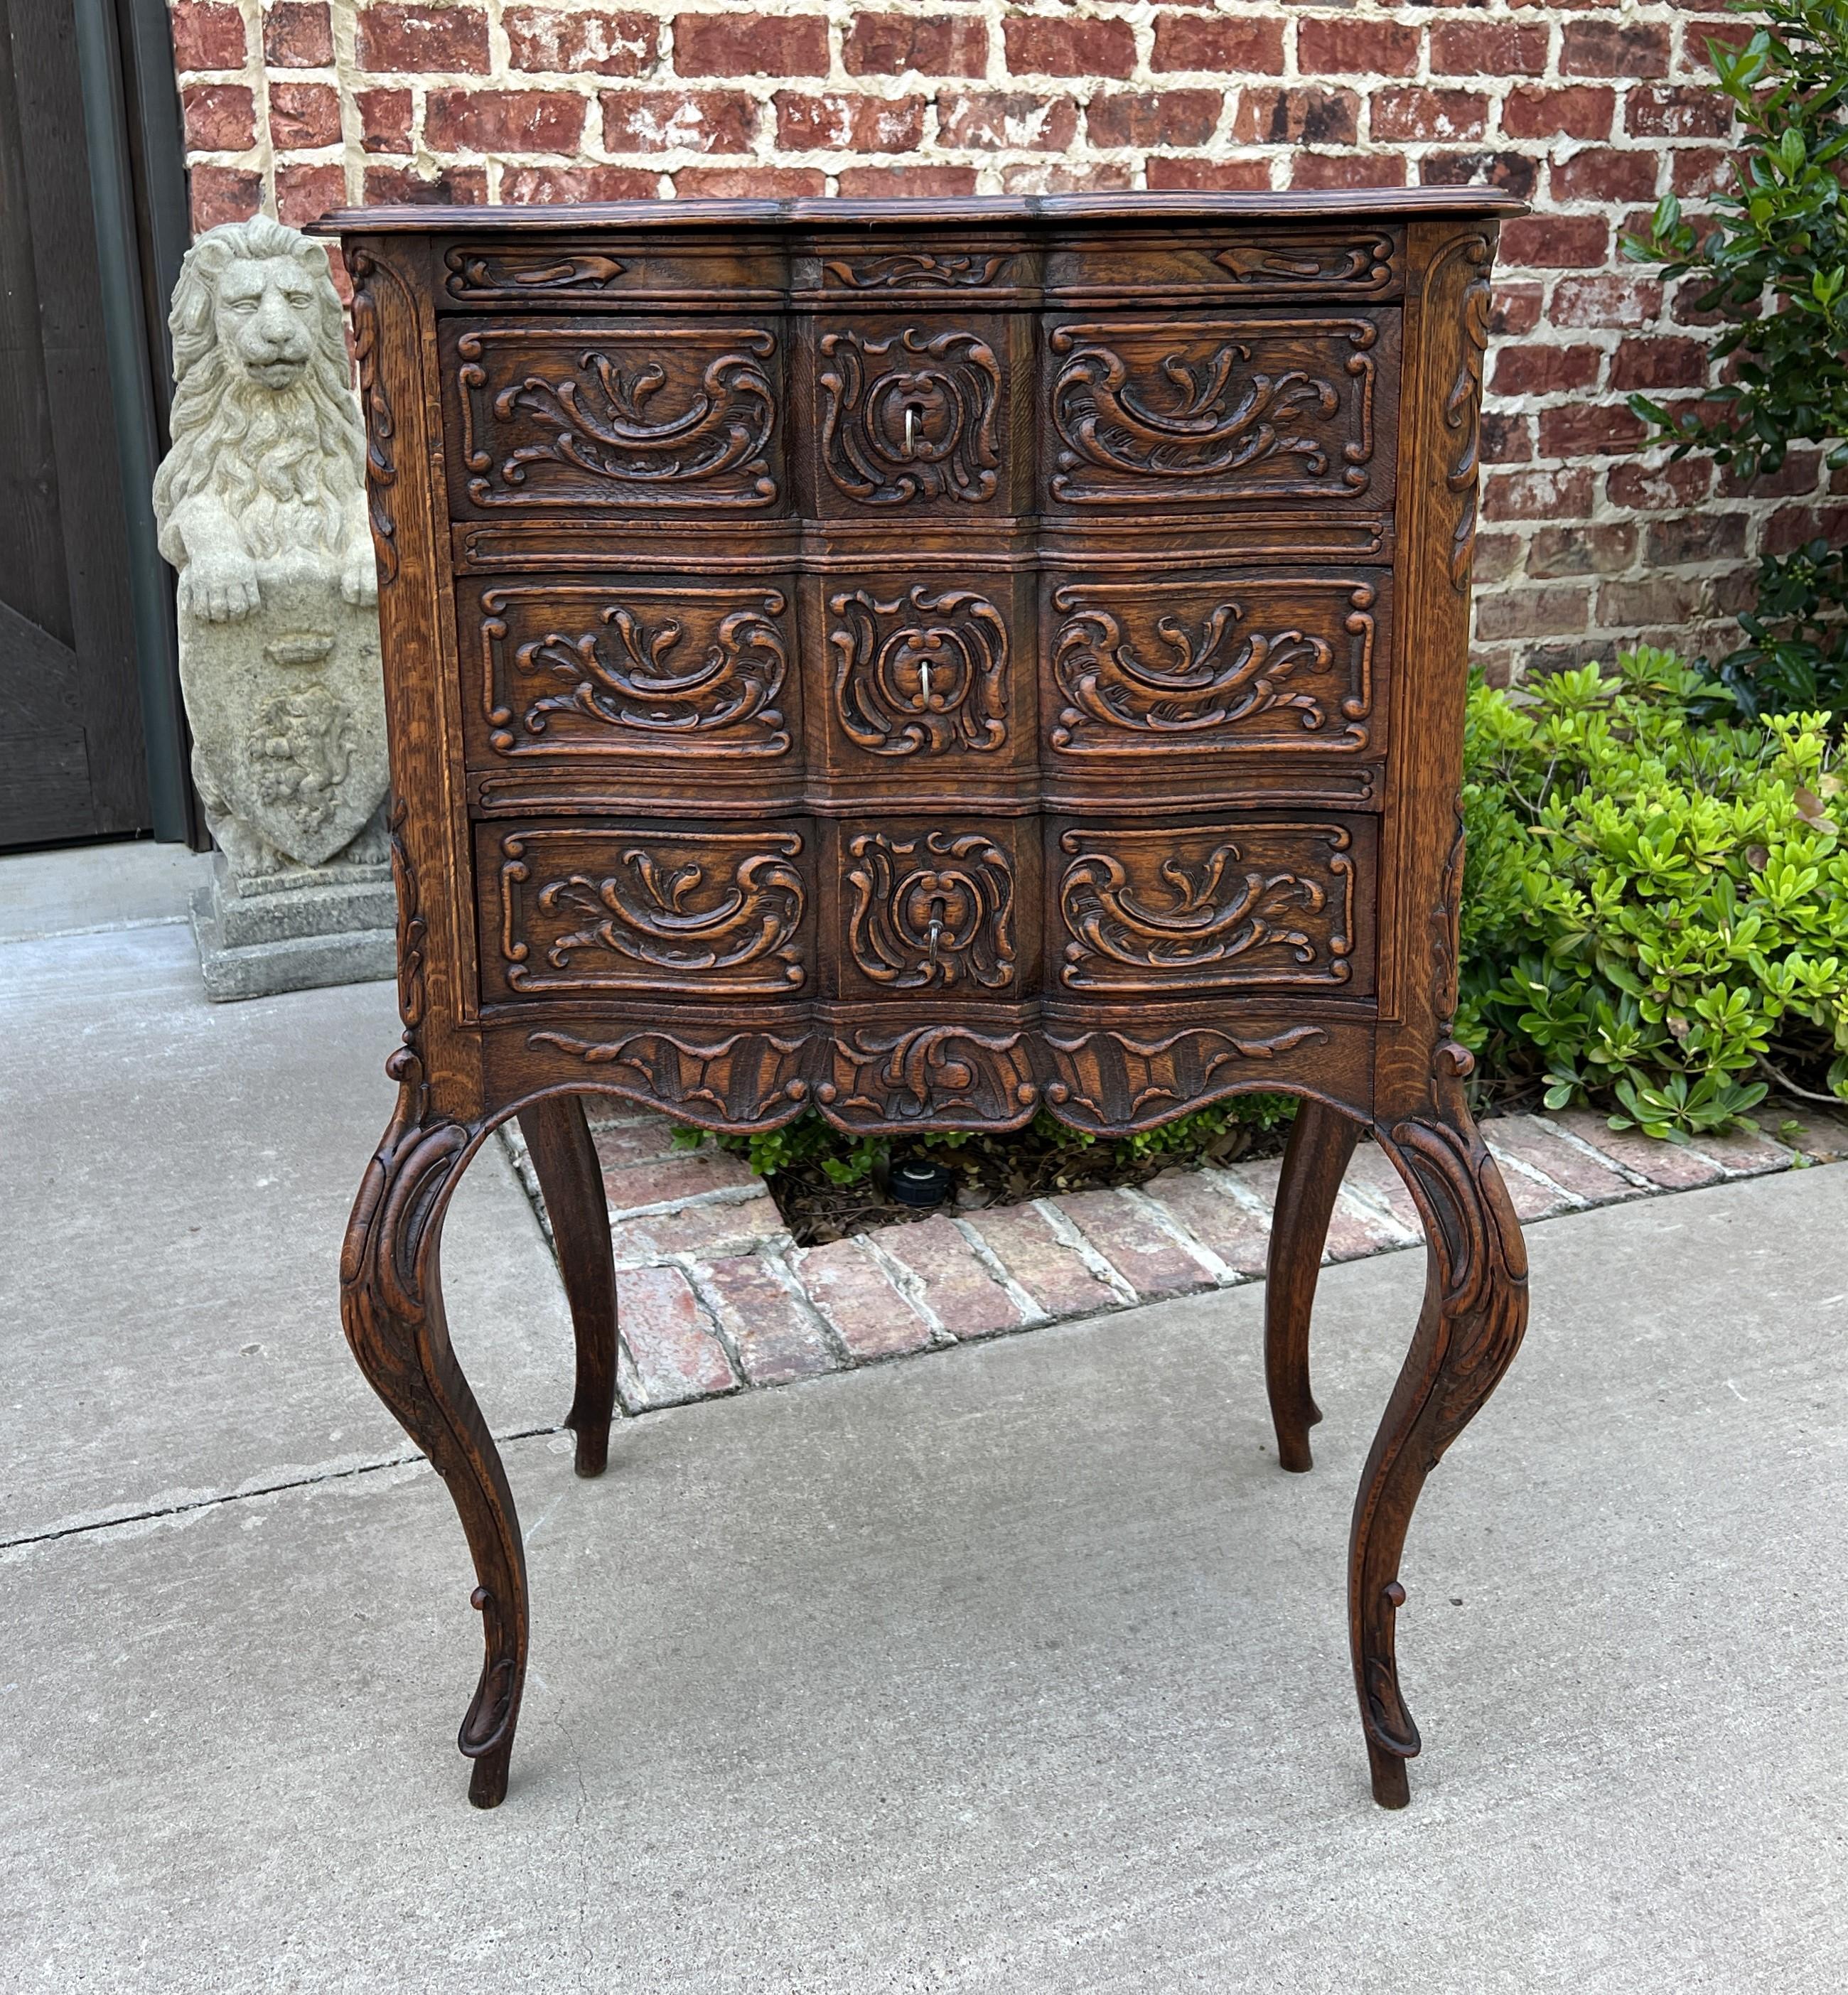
<box><xmin>340</xmin><ymin>1055</ymin><xmax>529</xmax><ymax>1809</ymax></box>
<box><xmin>1353</xmin><ymin>1057</ymin><xmax>1530</xmax><ymax>1809</ymax></box>
<box><xmin>1265</xmin><ymin>1099</ymin><xmax>1361</xmax><ymax>1473</ymax></box>
<box><xmin>517</xmin><ymin>1094</ymin><xmax>618</xmax><ymax>1478</ymax></box>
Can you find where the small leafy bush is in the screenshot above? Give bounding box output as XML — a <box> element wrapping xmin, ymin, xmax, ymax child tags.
<box><xmin>1625</xmin><ymin>0</ymin><xmax>1848</xmax><ymax>719</ymax></box>
<box><xmin>1458</xmin><ymin>647</ymin><xmax>1848</xmax><ymax>1137</ymax></box>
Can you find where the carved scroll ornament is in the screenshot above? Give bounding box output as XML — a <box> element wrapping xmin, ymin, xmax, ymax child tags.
<box><xmin>820</xmin><ymin>326</ymin><xmax>1001</xmax><ymax>505</ymax></box>
<box><xmin>847</xmin><ymin>829</ymin><xmax>1016</xmax><ymax>990</ymax></box>
<box><xmin>830</xmin><ymin>585</ymin><xmax>1008</xmax><ymax>757</ymax></box>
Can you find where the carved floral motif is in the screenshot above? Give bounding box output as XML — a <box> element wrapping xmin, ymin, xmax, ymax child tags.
<box><xmin>846</xmin><ymin>829</ymin><xmax>1016</xmax><ymax>989</ymax></box>
<box><xmin>1058</xmin><ymin>824</ymin><xmax>1355</xmax><ymax>990</ymax></box>
<box><xmin>483</xmin><ymin>587</ymin><xmax>788</xmax><ymax>754</ymax></box>
<box><xmin>458</xmin><ymin>328</ymin><xmax>778</xmax><ymax>507</ymax></box>
<box><xmin>345</xmin><ymin>246</ymin><xmax>399</xmax><ymax>586</ymax></box>
<box><xmin>500</xmin><ymin>830</ymin><xmax>806</xmax><ymax>994</ymax></box>
<box><xmin>819</xmin><ymin>326</ymin><xmax>1001</xmax><ymax>505</ymax></box>
<box><xmin>1434</xmin><ymin>233</ymin><xmax>1495</xmax><ymax>588</ymax></box>
<box><xmin>1049</xmin><ymin>320</ymin><xmax>1377</xmax><ymax>502</ymax></box>
<box><xmin>829</xmin><ymin>584</ymin><xmax>1008</xmax><ymax>756</ymax></box>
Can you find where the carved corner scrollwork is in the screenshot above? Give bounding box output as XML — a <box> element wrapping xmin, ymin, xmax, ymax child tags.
<box><xmin>819</xmin><ymin>326</ymin><xmax>1001</xmax><ymax>505</ymax></box>
<box><xmin>527</xmin><ymin>1028</ymin><xmax>811</xmax><ymax>1127</ymax></box>
<box><xmin>1058</xmin><ymin>825</ymin><xmax>1355</xmax><ymax>992</ymax></box>
<box><xmin>815</xmin><ymin>1025</ymin><xmax>1038</xmax><ymax>1129</ymax></box>
<box><xmin>345</xmin><ymin>246</ymin><xmax>403</xmax><ymax>585</ymax></box>
<box><xmin>829</xmin><ymin>585</ymin><xmax>1008</xmax><ymax>757</ymax></box>
<box><xmin>846</xmin><ymin>829</ymin><xmax>1016</xmax><ymax>990</ymax></box>
<box><xmin>1043</xmin><ymin>1024</ymin><xmax>1330</xmax><ymax>1129</ymax></box>
<box><xmin>1430</xmin><ymin>231</ymin><xmax>1494</xmax><ymax>591</ymax></box>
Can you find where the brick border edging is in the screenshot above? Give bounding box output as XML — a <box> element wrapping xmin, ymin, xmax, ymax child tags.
<box><xmin>500</xmin><ymin>1104</ymin><xmax>1848</xmax><ymax>1414</ymax></box>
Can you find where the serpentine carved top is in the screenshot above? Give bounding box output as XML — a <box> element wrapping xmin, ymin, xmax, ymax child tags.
<box><xmin>1049</xmin><ymin>318</ymin><xmax>1377</xmax><ymax>504</ymax></box>
<box><xmin>819</xmin><ymin>325</ymin><xmax>1002</xmax><ymax>506</ymax></box>
<box><xmin>457</xmin><ymin>326</ymin><xmax>778</xmax><ymax>507</ymax></box>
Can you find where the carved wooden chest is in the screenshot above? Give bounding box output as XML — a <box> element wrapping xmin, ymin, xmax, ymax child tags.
<box><xmin>318</xmin><ymin>191</ymin><xmax>1530</xmax><ymax>1814</ymax></box>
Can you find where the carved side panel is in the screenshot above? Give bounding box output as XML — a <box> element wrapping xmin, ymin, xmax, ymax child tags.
<box><xmin>446</xmin><ymin>324</ymin><xmax>780</xmax><ymax>511</ymax></box>
<box><xmin>1431</xmin><ymin>233</ymin><xmax>1494</xmax><ymax>589</ymax></box>
<box><xmin>488</xmin><ymin>823</ymin><xmax>810</xmax><ymax>998</ymax></box>
<box><xmin>1046</xmin><ymin>316</ymin><xmax>1392</xmax><ymax>508</ymax></box>
<box><xmin>828</xmin><ymin>581</ymin><xmax>1010</xmax><ymax>759</ymax></box>
<box><xmin>468</xmin><ymin>581</ymin><xmax>793</xmax><ymax>761</ymax></box>
<box><xmin>844</xmin><ymin>828</ymin><xmax>1017</xmax><ymax>991</ymax></box>
<box><xmin>1046</xmin><ymin>573</ymin><xmax>1381</xmax><ymax>756</ymax></box>
<box><xmin>1055</xmin><ymin>819</ymin><xmax>1365</xmax><ymax>993</ymax></box>
<box><xmin>817</xmin><ymin>320</ymin><xmax>1004</xmax><ymax>510</ymax></box>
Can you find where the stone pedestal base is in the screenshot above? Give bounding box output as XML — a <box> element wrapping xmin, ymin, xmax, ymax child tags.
<box><xmin>190</xmin><ymin>851</ymin><xmax>395</xmax><ymax>1001</ymax></box>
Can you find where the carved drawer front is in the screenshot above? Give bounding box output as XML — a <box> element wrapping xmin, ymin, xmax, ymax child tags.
<box><xmin>481</xmin><ymin>819</ymin><xmax>812</xmax><ymax>1003</ymax></box>
<box><xmin>1044</xmin><ymin>570</ymin><xmax>1385</xmax><ymax>760</ymax></box>
<box><xmin>798</xmin><ymin>240</ymin><xmax>1026</xmax><ymax>304</ymax></box>
<box><xmin>1043</xmin><ymin>313</ymin><xmax>1397</xmax><ymax>512</ymax></box>
<box><xmin>463</xmin><ymin>577</ymin><xmax>797</xmax><ymax>766</ymax></box>
<box><xmin>806</xmin><ymin>569</ymin><xmax>1034</xmax><ymax>781</ymax></box>
<box><xmin>832</xmin><ymin>816</ymin><xmax>1039</xmax><ymax>1003</ymax></box>
<box><xmin>1044</xmin><ymin>225</ymin><xmax>1402</xmax><ymax>306</ymax></box>
<box><xmin>442</xmin><ymin>322</ymin><xmax>785</xmax><ymax>515</ymax></box>
<box><xmin>811</xmin><ymin>313</ymin><xmax>1016</xmax><ymax>516</ymax></box>
<box><xmin>1051</xmin><ymin>817</ymin><xmax>1373</xmax><ymax>996</ymax></box>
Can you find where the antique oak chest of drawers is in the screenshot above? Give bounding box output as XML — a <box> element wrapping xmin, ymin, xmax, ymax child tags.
<box><xmin>316</xmin><ymin>190</ymin><xmax>1530</xmax><ymax>1812</ymax></box>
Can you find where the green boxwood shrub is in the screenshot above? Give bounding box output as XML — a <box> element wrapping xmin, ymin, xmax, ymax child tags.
<box><xmin>1458</xmin><ymin>647</ymin><xmax>1848</xmax><ymax>1136</ymax></box>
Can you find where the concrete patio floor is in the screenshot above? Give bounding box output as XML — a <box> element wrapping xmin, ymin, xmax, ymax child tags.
<box><xmin>3</xmin><ymin>850</ymin><xmax>1845</xmax><ymax>1992</ymax></box>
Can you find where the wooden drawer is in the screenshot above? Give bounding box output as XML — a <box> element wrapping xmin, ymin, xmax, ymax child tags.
<box><xmin>1041</xmin><ymin>566</ymin><xmax>1387</xmax><ymax>763</ymax></box>
<box><xmin>1042</xmin><ymin>311</ymin><xmax>1397</xmax><ymax>513</ymax></box>
<box><xmin>1050</xmin><ymin>814</ymin><xmax>1372</xmax><ymax>996</ymax></box>
<box><xmin>1044</xmin><ymin>223</ymin><xmax>1403</xmax><ymax>306</ymax></box>
<box><xmin>441</xmin><ymin>320</ymin><xmax>788</xmax><ymax>516</ymax></box>
<box><xmin>461</xmin><ymin>574</ymin><xmax>799</xmax><ymax>767</ymax></box>
<box><xmin>439</xmin><ymin>237</ymin><xmax>783</xmax><ymax>311</ymax></box>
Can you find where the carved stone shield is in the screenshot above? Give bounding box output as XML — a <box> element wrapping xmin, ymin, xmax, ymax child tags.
<box><xmin>178</xmin><ymin>570</ymin><xmax>388</xmax><ymax>869</ymax></box>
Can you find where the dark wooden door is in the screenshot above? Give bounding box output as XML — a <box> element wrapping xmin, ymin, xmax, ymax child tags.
<box><xmin>0</xmin><ymin>0</ymin><xmax>151</xmax><ymax>846</ymax></box>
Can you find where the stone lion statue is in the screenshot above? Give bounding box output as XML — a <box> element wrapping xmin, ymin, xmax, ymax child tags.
<box><xmin>154</xmin><ymin>215</ymin><xmax>388</xmax><ymax>877</ymax></box>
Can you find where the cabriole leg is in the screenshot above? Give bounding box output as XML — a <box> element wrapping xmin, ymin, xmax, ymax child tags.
<box><xmin>517</xmin><ymin>1094</ymin><xmax>618</xmax><ymax>1478</ymax></box>
<box><xmin>1264</xmin><ymin>1099</ymin><xmax>1361</xmax><ymax>1473</ymax></box>
<box><xmin>340</xmin><ymin>1058</ymin><xmax>529</xmax><ymax>1809</ymax></box>
<box><xmin>1353</xmin><ymin>1055</ymin><xmax>1529</xmax><ymax>1808</ymax></box>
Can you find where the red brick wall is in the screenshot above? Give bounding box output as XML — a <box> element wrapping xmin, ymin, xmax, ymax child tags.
<box><xmin>167</xmin><ymin>0</ymin><xmax>1835</xmax><ymax>679</ymax></box>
